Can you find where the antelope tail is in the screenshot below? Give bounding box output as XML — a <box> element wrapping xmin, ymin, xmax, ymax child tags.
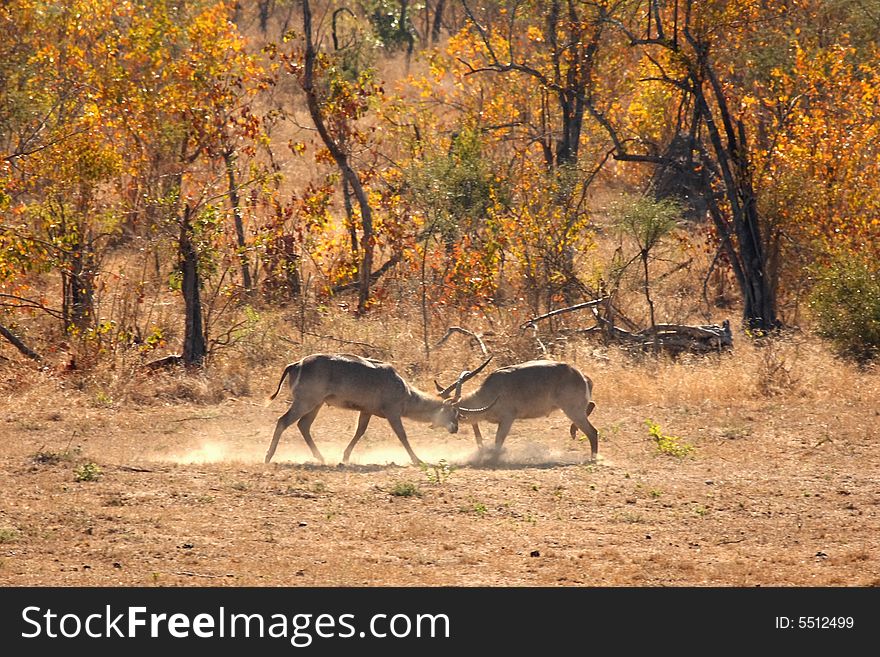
<box><xmin>266</xmin><ymin>362</ymin><xmax>301</xmax><ymax>406</ymax></box>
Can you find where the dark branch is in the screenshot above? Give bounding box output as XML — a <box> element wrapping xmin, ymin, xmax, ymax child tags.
<box><xmin>521</xmin><ymin>298</ymin><xmax>607</xmax><ymax>329</ymax></box>
<box><xmin>0</xmin><ymin>323</ymin><xmax>42</xmax><ymax>362</ymax></box>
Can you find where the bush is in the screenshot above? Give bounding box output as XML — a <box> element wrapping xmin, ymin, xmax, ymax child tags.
<box><xmin>74</xmin><ymin>462</ymin><xmax>103</xmax><ymax>482</ymax></box>
<box><xmin>389</xmin><ymin>481</ymin><xmax>421</xmax><ymax>498</ymax></box>
<box><xmin>646</xmin><ymin>419</ymin><xmax>693</xmax><ymax>458</ymax></box>
<box><xmin>809</xmin><ymin>253</ymin><xmax>880</xmax><ymax>363</ymax></box>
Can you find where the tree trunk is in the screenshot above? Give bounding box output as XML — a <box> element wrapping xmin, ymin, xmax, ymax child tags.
<box><xmin>555</xmin><ymin>92</ymin><xmax>582</xmax><ymax>166</ymax></box>
<box><xmin>179</xmin><ymin>203</ymin><xmax>206</xmax><ymax>366</ymax></box>
<box><xmin>642</xmin><ymin>249</ymin><xmax>656</xmax><ymax>330</ymax></box>
<box><xmin>431</xmin><ymin>0</ymin><xmax>446</xmax><ymax>44</ymax></box>
<box><xmin>223</xmin><ymin>148</ymin><xmax>252</xmax><ymax>294</ymax></box>
<box><xmin>62</xmin><ymin>237</ymin><xmax>95</xmax><ymax>333</ymax></box>
<box><xmin>258</xmin><ymin>0</ymin><xmax>272</xmax><ymax>33</ymax></box>
<box><xmin>342</xmin><ymin>175</ymin><xmax>359</xmax><ymax>262</ymax></box>
<box><xmin>686</xmin><ymin>40</ymin><xmax>778</xmax><ymax>330</ymax></box>
<box><xmin>301</xmin><ymin>0</ymin><xmax>375</xmax><ymax>315</ymax></box>
<box><xmin>585</xmin><ymin>2</ymin><xmax>779</xmax><ymax>332</ymax></box>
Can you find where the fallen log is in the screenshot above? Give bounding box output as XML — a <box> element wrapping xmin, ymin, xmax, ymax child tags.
<box><xmin>588</xmin><ymin>313</ymin><xmax>732</xmax><ymax>355</ymax></box>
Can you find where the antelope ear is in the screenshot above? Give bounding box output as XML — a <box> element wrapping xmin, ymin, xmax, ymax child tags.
<box><xmin>435</xmin><ymin>379</ymin><xmax>449</xmax><ymax>396</ymax></box>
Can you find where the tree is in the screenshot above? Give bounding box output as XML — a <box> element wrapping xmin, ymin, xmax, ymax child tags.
<box><xmin>286</xmin><ymin>0</ymin><xmax>384</xmax><ymax>315</ymax></box>
<box><xmin>0</xmin><ymin>0</ymin><xmax>123</xmax><ymax>344</ymax></box>
<box><xmin>612</xmin><ymin>194</ymin><xmax>681</xmax><ymax>332</ymax></box>
<box><xmin>458</xmin><ymin>0</ymin><xmax>616</xmax><ymax>170</ymax></box>
<box><xmin>101</xmin><ymin>0</ymin><xmax>270</xmax><ymax>365</ymax></box>
<box><xmin>589</xmin><ymin>0</ymin><xmax>782</xmax><ymax>331</ymax></box>
<box><xmin>752</xmin><ymin>28</ymin><xmax>880</xmax><ymax>317</ymax></box>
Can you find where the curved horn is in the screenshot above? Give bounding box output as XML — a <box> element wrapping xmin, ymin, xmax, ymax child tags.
<box><xmin>457</xmin><ymin>396</ymin><xmax>498</xmax><ymax>416</ymax></box>
<box><xmin>436</xmin><ymin>356</ymin><xmax>493</xmax><ymax>400</ymax></box>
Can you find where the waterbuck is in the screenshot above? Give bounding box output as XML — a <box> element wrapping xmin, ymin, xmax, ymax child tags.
<box><xmin>264</xmin><ymin>353</ymin><xmax>492</xmax><ymax>465</ymax></box>
<box><xmin>436</xmin><ymin>359</ymin><xmax>599</xmax><ymax>462</ymax></box>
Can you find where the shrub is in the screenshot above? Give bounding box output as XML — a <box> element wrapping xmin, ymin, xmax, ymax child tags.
<box><xmin>809</xmin><ymin>253</ymin><xmax>880</xmax><ymax>363</ymax></box>
<box><xmin>420</xmin><ymin>459</ymin><xmax>455</xmax><ymax>485</ymax></box>
<box><xmin>389</xmin><ymin>481</ymin><xmax>421</xmax><ymax>497</ymax></box>
<box><xmin>0</xmin><ymin>528</ymin><xmax>19</xmax><ymax>543</ymax></box>
<box><xmin>74</xmin><ymin>462</ymin><xmax>103</xmax><ymax>482</ymax></box>
<box><xmin>646</xmin><ymin>419</ymin><xmax>693</xmax><ymax>457</ymax></box>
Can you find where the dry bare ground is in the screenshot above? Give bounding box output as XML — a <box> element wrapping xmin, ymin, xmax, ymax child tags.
<box><xmin>1</xmin><ymin>331</ymin><xmax>878</xmax><ymax>588</ymax></box>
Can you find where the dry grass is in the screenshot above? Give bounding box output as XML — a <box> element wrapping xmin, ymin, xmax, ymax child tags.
<box><xmin>1</xmin><ymin>307</ymin><xmax>878</xmax><ymax>587</ymax></box>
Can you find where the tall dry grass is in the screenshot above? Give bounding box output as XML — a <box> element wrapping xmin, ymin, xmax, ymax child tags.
<box><xmin>4</xmin><ymin>299</ymin><xmax>875</xmax><ymax>419</ymax></box>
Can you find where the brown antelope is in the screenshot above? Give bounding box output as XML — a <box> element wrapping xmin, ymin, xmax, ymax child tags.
<box><xmin>264</xmin><ymin>353</ymin><xmax>493</xmax><ymax>465</ymax></box>
<box><xmin>436</xmin><ymin>359</ymin><xmax>599</xmax><ymax>462</ymax></box>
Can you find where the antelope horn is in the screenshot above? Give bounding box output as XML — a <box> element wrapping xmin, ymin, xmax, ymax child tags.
<box><xmin>436</xmin><ymin>356</ymin><xmax>493</xmax><ymax>400</ymax></box>
<box><xmin>457</xmin><ymin>397</ymin><xmax>498</xmax><ymax>416</ymax></box>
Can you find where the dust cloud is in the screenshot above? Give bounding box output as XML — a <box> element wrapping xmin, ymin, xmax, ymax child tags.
<box><xmin>149</xmin><ymin>441</ymin><xmax>267</xmax><ymax>464</ymax></box>
<box><xmin>148</xmin><ymin>438</ymin><xmax>598</xmax><ymax>468</ymax></box>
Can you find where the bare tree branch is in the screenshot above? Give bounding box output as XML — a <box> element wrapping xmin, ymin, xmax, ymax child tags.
<box><xmin>521</xmin><ymin>298</ymin><xmax>607</xmax><ymax>329</ymax></box>
<box><xmin>434</xmin><ymin>326</ymin><xmax>488</xmax><ymax>356</ymax></box>
<box><xmin>0</xmin><ymin>294</ymin><xmax>64</xmax><ymax>320</ymax></box>
<box><xmin>0</xmin><ymin>323</ymin><xmax>42</xmax><ymax>362</ymax></box>
<box><xmin>330</xmin><ymin>253</ymin><xmax>401</xmax><ymax>294</ymax></box>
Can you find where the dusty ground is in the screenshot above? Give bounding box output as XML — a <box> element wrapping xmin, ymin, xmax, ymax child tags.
<box><xmin>1</xmin><ymin>363</ymin><xmax>878</xmax><ymax>588</ymax></box>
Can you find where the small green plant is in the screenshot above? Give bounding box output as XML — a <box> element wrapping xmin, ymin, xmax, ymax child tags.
<box><xmin>472</xmin><ymin>502</ymin><xmax>488</xmax><ymax>517</ymax></box>
<box><xmin>618</xmin><ymin>511</ymin><xmax>644</xmax><ymax>524</ymax></box>
<box><xmin>73</xmin><ymin>462</ymin><xmax>103</xmax><ymax>482</ymax></box>
<box><xmin>420</xmin><ymin>459</ymin><xmax>455</xmax><ymax>485</ymax></box>
<box><xmin>0</xmin><ymin>528</ymin><xmax>19</xmax><ymax>543</ymax></box>
<box><xmin>389</xmin><ymin>481</ymin><xmax>421</xmax><ymax>497</ymax></box>
<box><xmin>649</xmin><ymin>489</ymin><xmax>662</xmax><ymax>498</ymax></box>
<box><xmin>646</xmin><ymin>419</ymin><xmax>693</xmax><ymax>457</ymax></box>
<box><xmin>720</xmin><ymin>425</ymin><xmax>752</xmax><ymax>440</ymax></box>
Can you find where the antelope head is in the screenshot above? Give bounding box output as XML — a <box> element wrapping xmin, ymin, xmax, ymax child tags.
<box><xmin>435</xmin><ymin>356</ymin><xmax>493</xmax><ymax>401</ymax></box>
<box><xmin>429</xmin><ymin>399</ymin><xmax>461</xmax><ymax>433</ymax></box>
<box><xmin>433</xmin><ymin>356</ymin><xmax>496</xmax><ymax>425</ymax></box>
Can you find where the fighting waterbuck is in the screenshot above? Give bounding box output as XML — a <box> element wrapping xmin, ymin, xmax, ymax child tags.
<box><xmin>264</xmin><ymin>353</ymin><xmax>492</xmax><ymax>465</ymax></box>
<box><xmin>436</xmin><ymin>359</ymin><xmax>599</xmax><ymax>462</ymax></box>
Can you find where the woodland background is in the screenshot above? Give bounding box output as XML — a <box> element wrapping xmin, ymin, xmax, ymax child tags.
<box><xmin>1</xmin><ymin>0</ymin><xmax>878</xmax><ymax>370</ymax></box>
<box><xmin>0</xmin><ymin>0</ymin><xmax>879</xmax><ymax>587</ymax></box>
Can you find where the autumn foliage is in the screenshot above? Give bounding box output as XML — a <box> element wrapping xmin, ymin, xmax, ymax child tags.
<box><xmin>1</xmin><ymin>0</ymin><xmax>878</xmax><ymax>366</ymax></box>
